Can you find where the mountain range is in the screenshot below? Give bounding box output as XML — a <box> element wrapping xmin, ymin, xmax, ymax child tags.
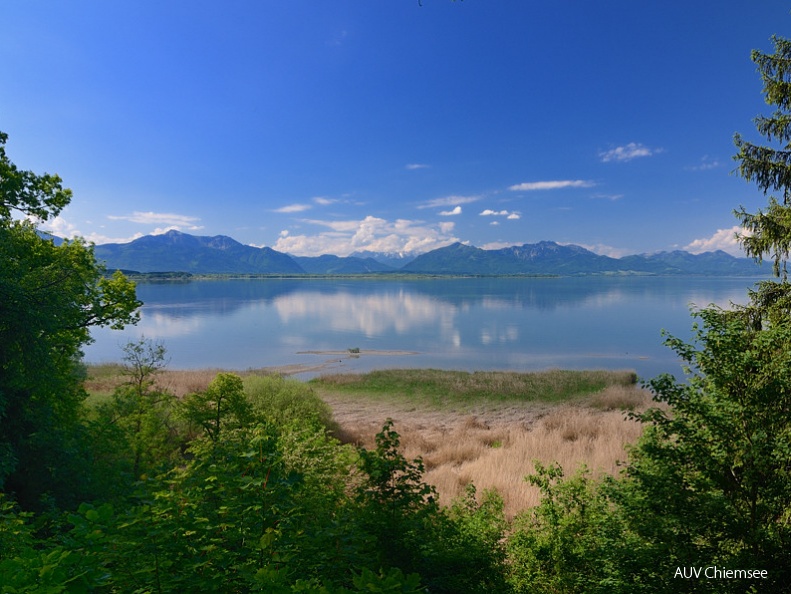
<box><xmin>90</xmin><ymin>230</ymin><xmax>768</xmax><ymax>276</ymax></box>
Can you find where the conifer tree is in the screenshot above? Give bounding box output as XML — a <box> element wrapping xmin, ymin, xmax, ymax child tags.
<box><xmin>735</xmin><ymin>35</ymin><xmax>791</xmax><ymax>281</ymax></box>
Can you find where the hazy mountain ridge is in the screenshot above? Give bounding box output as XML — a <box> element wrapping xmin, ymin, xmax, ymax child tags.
<box><xmin>91</xmin><ymin>230</ymin><xmax>767</xmax><ymax>276</ymax></box>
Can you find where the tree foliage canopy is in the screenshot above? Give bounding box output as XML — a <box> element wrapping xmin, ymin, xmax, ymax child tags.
<box><xmin>0</xmin><ymin>131</ymin><xmax>140</xmax><ymax>507</ymax></box>
<box><xmin>0</xmin><ymin>132</ymin><xmax>72</xmax><ymax>222</ymax></box>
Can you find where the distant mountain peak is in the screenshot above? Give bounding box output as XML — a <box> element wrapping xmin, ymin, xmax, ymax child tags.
<box><xmin>94</xmin><ymin>230</ymin><xmax>304</xmax><ymax>274</ymax></box>
<box><xmin>87</xmin><ymin>230</ymin><xmax>766</xmax><ymax>276</ymax></box>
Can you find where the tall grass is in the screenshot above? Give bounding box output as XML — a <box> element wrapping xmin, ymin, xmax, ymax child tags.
<box><xmin>336</xmin><ymin>400</ymin><xmax>649</xmax><ymax>517</ymax></box>
<box><xmin>312</xmin><ymin>368</ymin><xmax>638</xmax><ymax>407</ymax></box>
<box><xmin>319</xmin><ymin>370</ymin><xmax>651</xmax><ymax>517</ymax></box>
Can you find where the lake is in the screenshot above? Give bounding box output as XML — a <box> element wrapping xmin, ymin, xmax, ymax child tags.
<box><xmin>84</xmin><ymin>276</ymin><xmax>765</xmax><ymax>381</ymax></box>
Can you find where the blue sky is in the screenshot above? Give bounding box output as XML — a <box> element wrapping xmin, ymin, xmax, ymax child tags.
<box><xmin>2</xmin><ymin>1</ymin><xmax>788</xmax><ymax>257</ymax></box>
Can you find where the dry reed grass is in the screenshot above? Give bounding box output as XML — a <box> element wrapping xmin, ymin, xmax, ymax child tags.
<box><xmin>85</xmin><ymin>364</ymin><xmax>654</xmax><ymax>517</ymax></box>
<box><xmin>84</xmin><ymin>364</ymin><xmax>272</xmax><ymax>399</ymax></box>
<box><xmin>325</xmin><ymin>386</ymin><xmax>653</xmax><ymax>518</ymax></box>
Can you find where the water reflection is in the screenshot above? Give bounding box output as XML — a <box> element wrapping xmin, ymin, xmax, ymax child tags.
<box><xmin>85</xmin><ymin>276</ymin><xmax>763</xmax><ymax>379</ymax></box>
<box><xmin>273</xmin><ymin>288</ymin><xmax>455</xmax><ymax>337</ymax></box>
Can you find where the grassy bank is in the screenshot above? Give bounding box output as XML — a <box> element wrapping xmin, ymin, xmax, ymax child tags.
<box><xmin>310</xmin><ymin>368</ymin><xmax>640</xmax><ymax>407</ymax></box>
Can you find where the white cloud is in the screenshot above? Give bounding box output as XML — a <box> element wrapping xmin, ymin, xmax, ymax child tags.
<box><xmin>151</xmin><ymin>226</ymin><xmax>185</xmax><ymax>236</ymax></box>
<box><xmin>508</xmin><ymin>180</ymin><xmax>595</xmax><ymax>191</ymax></box>
<box><xmin>107</xmin><ymin>211</ymin><xmax>202</xmax><ymax>229</ymax></box>
<box><xmin>480</xmin><ymin>241</ymin><xmax>521</xmax><ymax>250</ymax></box>
<box><xmin>406</xmin><ymin>163</ymin><xmax>430</xmax><ymax>170</ymax></box>
<box><xmin>273</xmin><ymin>203</ymin><xmax>312</xmax><ymax>213</ymax></box>
<box><xmin>571</xmin><ymin>242</ymin><xmax>631</xmax><ymax>258</ymax></box>
<box><xmin>599</xmin><ymin>142</ymin><xmax>660</xmax><ymax>163</ymax></box>
<box><xmin>686</xmin><ymin>155</ymin><xmax>721</xmax><ymax>171</ymax></box>
<box><xmin>273</xmin><ymin>215</ymin><xmax>459</xmax><ymax>256</ymax></box>
<box><xmin>312</xmin><ymin>196</ymin><xmax>337</xmax><ymax>206</ymax></box>
<box><xmin>480</xmin><ymin>209</ymin><xmax>520</xmax><ymax>219</ymax></box>
<box><xmin>440</xmin><ymin>206</ymin><xmax>462</xmax><ymax>216</ymax></box>
<box><xmin>39</xmin><ymin>215</ymin><xmax>165</xmax><ymax>244</ymax></box>
<box><xmin>39</xmin><ymin>215</ymin><xmax>80</xmax><ymax>238</ymax></box>
<box><xmin>418</xmin><ymin>195</ymin><xmax>481</xmax><ymax>209</ymax></box>
<box><xmin>684</xmin><ymin>226</ymin><xmax>748</xmax><ymax>256</ymax></box>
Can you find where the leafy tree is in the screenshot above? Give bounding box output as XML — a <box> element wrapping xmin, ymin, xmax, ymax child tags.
<box><xmin>97</xmin><ymin>339</ymin><xmax>179</xmax><ymax>479</ymax></box>
<box><xmin>355</xmin><ymin>420</ymin><xmax>509</xmax><ymax>593</ymax></box>
<box><xmin>0</xmin><ymin>131</ymin><xmax>71</xmax><ymax>221</ymax></box>
<box><xmin>244</xmin><ymin>374</ymin><xmax>335</xmax><ymax>430</ymax></box>
<box><xmin>181</xmin><ymin>372</ymin><xmax>252</xmax><ymax>443</ymax></box>
<box><xmin>617</xmin><ymin>308</ymin><xmax>791</xmax><ymax>592</ymax></box>
<box><xmin>507</xmin><ymin>463</ymin><xmax>651</xmax><ymax>594</ymax></box>
<box><xmin>0</xmin><ymin>131</ymin><xmax>140</xmax><ymax>509</ymax></box>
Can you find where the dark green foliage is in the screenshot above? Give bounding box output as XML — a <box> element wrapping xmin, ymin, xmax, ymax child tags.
<box><xmin>355</xmin><ymin>420</ymin><xmax>509</xmax><ymax>593</ymax></box>
<box><xmin>94</xmin><ymin>339</ymin><xmax>180</xmax><ymax>482</ymax></box>
<box><xmin>244</xmin><ymin>374</ymin><xmax>334</xmax><ymax>429</ymax></box>
<box><xmin>181</xmin><ymin>372</ymin><xmax>252</xmax><ymax>443</ymax></box>
<box><xmin>507</xmin><ymin>463</ymin><xmax>651</xmax><ymax>594</ymax></box>
<box><xmin>622</xmin><ymin>308</ymin><xmax>791</xmax><ymax>591</ymax></box>
<box><xmin>734</xmin><ymin>34</ymin><xmax>791</xmax><ymax>280</ymax></box>
<box><xmin>0</xmin><ymin>132</ymin><xmax>140</xmax><ymax>510</ymax></box>
<box><xmin>0</xmin><ymin>131</ymin><xmax>72</xmax><ymax>222</ymax></box>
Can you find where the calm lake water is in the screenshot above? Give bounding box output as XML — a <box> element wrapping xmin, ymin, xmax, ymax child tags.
<box><xmin>85</xmin><ymin>276</ymin><xmax>765</xmax><ymax>381</ymax></box>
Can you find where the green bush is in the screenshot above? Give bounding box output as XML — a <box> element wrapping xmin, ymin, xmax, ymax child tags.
<box><xmin>244</xmin><ymin>374</ymin><xmax>335</xmax><ymax>429</ymax></box>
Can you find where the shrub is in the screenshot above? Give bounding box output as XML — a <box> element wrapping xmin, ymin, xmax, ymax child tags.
<box><xmin>244</xmin><ymin>374</ymin><xmax>335</xmax><ymax>429</ymax></box>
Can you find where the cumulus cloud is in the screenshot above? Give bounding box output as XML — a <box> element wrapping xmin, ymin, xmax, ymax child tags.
<box><xmin>480</xmin><ymin>209</ymin><xmax>520</xmax><ymax>219</ymax></box>
<box><xmin>440</xmin><ymin>206</ymin><xmax>462</xmax><ymax>216</ymax></box>
<box><xmin>312</xmin><ymin>196</ymin><xmax>337</xmax><ymax>206</ymax></box>
<box><xmin>684</xmin><ymin>226</ymin><xmax>748</xmax><ymax>256</ymax></box>
<box><xmin>107</xmin><ymin>211</ymin><xmax>202</xmax><ymax>229</ymax></box>
<box><xmin>508</xmin><ymin>180</ymin><xmax>595</xmax><ymax>191</ymax></box>
<box><xmin>418</xmin><ymin>195</ymin><xmax>481</xmax><ymax>209</ymax></box>
<box><xmin>273</xmin><ymin>215</ymin><xmax>459</xmax><ymax>256</ymax></box>
<box><xmin>599</xmin><ymin>142</ymin><xmax>660</xmax><ymax>163</ymax></box>
<box><xmin>38</xmin><ymin>215</ymin><xmax>80</xmax><ymax>238</ymax></box>
<box><xmin>273</xmin><ymin>203</ymin><xmax>312</xmax><ymax>213</ymax></box>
